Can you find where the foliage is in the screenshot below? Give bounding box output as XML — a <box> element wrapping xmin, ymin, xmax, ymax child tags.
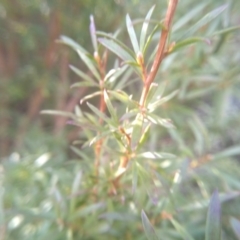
<box><xmin>2</xmin><ymin>0</ymin><xmax>240</xmax><ymax>239</ymax></box>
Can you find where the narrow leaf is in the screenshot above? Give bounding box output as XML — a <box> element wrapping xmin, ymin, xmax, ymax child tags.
<box><xmin>171</xmin><ymin>218</ymin><xmax>195</xmax><ymax>240</ymax></box>
<box><xmin>141</xmin><ymin>210</ymin><xmax>158</xmax><ymax>240</ymax></box>
<box><xmin>98</xmin><ymin>38</ymin><xmax>135</xmax><ymax>62</ymax></box>
<box><xmin>77</xmin><ymin>50</ymin><xmax>101</xmax><ymax>80</ymax></box>
<box><xmin>40</xmin><ymin>110</ymin><xmax>76</xmax><ymax>119</ymax></box>
<box><xmin>172</xmin><ymin>2</ymin><xmax>208</xmax><ymax>32</ymax></box>
<box><xmin>126</xmin><ymin>14</ymin><xmax>139</xmax><ymax>54</ymax></box>
<box><xmin>230</xmin><ymin>217</ymin><xmax>240</xmax><ymax>239</ymax></box>
<box><xmin>179</xmin><ymin>4</ymin><xmax>228</xmax><ymax>40</ymax></box>
<box><xmin>87</xmin><ymin>102</ymin><xmax>115</xmax><ymax>127</ymax></box>
<box><xmin>148</xmin><ymin>90</ymin><xmax>178</xmax><ymax>112</ymax></box>
<box><xmin>70</xmin><ymin>65</ymin><xmax>97</xmax><ymax>85</ymax></box>
<box><xmin>169</xmin><ymin>37</ymin><xmax>210</xmax><ymax>54</ymax></box>
<box><xmin>97</xmin><ymin>31</ymin><xmax>135</xmax><ymax>59</ymax></box>
<box><xmin>80</xmin><ymin>91</ymin><xmax>101</xmax><ymax>104</ymax></box>
<box><xmin>89</xmin><ymin>15</ymin><xmax>98</xmax><ymax>51</ymax></box>
<box><xmin>58</xmin><ymin>35</ymin><xmax>87</xmax><ymax>54</ymax></box>
<box><xmin>103</xmin><ymin>90</ymin><xmax>118</xmax><ymax>123</ymax></box>
<box><xmin>140</xmin><ymin>5</ymin><xmax>155</xmax><ymax>51</ymax></box>
<box><xmin>211</xmin><ymin>25</ymin><xmax>240</xmax><ymax>36</ymax></box>
<box><xmin>205</xmin><ymin>190</ymin><xmax>221</xmax><ymax>240</ymax></box>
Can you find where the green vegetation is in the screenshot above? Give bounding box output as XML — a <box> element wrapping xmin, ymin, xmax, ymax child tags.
<box><xmin>1</xmin><ymin>0</ymin><xmax>240</xmax><ymax>239</ymax></box>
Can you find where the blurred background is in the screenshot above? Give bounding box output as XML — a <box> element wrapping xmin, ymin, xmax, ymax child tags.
<box><xmin>1</xmin><ymin>0</ymin><xmax>240</xmax><ymax>239</ymax></box>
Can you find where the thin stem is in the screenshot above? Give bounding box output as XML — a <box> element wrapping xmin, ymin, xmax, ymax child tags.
<box><xmin>94</xmin><ymin>51</ymin><xmax>107</xmax><ymax>176</ymax></box>
<box><xmin>113</xmin><ymin>0</ymin><xmax>179</xmax><ymax>186</ymax></box>
<box><xmin>140</xmin><ymin>0</ymin><xmax>178</xmax><ymax>107</ymax></box>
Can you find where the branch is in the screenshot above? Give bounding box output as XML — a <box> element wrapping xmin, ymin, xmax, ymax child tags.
<box><xmin>140</xmin><ymin>0</ymin><xmax>178</xmax><ymax>106</ymax></box>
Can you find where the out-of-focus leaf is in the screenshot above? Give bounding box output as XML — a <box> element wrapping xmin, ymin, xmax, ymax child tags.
<box><xmin>132</xmin><ymin>161</ymin><xmax>138</xmax><ymax>193</ymax></box>
<box><xmin>40</xmin><ymin>110</ymin><xmax>76</xmax><ymax>119</ymax></box>
<box><xmin>169</xmin><ymin>37</ymin><xmax>210</xmax><ymax>53</ymax></box>
<box><xmin>145</xmin><ymin>83</ymin><xmax>159</xmax><ymax>106</ymax></box>
<box><xmin>211</xmin><ymin>25</ymin><xmax>240</xmax><ymax>36</ymax></box>
<box><xmin>0</xmin><ymin>187</ymin><xmax>4</xmax><ymax>228</ymax></box>
<box><xmin>141</xmin><ymin>210</ymin><xmax>159</xmax><ymax>240</ymax></box>
<box><xmin>184</xmin><ymin>85</ymin><xmax>217</xmax><ymax>100</ymax></box>
<box><xmin>77</xmin><ymin>50</ymin><xmax>101</xmax><ymax>80</ymax></box>
<box><xmin>213</xmin><ymin>145</ymin><xmax>240</xmax><ymax>160</ymax></box>
<box><xmin>89</xmin><ymin>15</ymin><xmax>98</xmax><ymax>52</ymax></box>
<box><xmin>179</xmin><ymin>192</ymin><xmax>240</xmax><ymax>212</ymax></box>
<box><xmin>137</xmin><ymin>151</ymin><xmax>176</xmax><ymax>160</ymax></box>
<box><xmin>147</xmin><ymin>113</ymin><xmax>175</xmax><ymax>128</ymax></box>
<box><xmin>98</xmin><ymin>38</ymin><xmax>135</xmax><ymax>62</ymax></box>
<box><xmin>97</xmin><ymin>31</ymin><xmax>135</xmax><ymax>59</ymax></box>
<box><xmin>172</xmin><ymin>2</ymin><xmax>208</xmax><ymax>32</ymax></box>
<box><xmin>230</xmin><ymin>217</ymin><xmax>240</xmax><ymax>239</ymax></box>
<box><xmin>179</xmin><ymin>4</ymin><xmax>228</xmax><ymax>40</ymax></box>
<box><xmin>70</xmin><ymin>65</ymin><xmax>98</xmax><ymax>85</ymax></box>
<box><xmin>171</xmin><ymin>218</ymin><xmax>195</xmax><ymax>240</ymax></box>
<box><xmin>80</xmin><ymin>91</ymin><xmax>101</xmax><ymax>104</ymax></box>
<box><xmin>71</xmin><ymin>81</ymin><xmax>97</xmax><ymax>88</ymax></box>
<box><xmin>140</xmin><ymin>5</ymin><xmax>155</xmax><ymax>51</ymax></box>
<box><xmin>143</xmin><ymin>24</ymin><xmax>161</xmax><ymax>55</ymax></box>
<box><xmin>131</xmin><ymin>116</ymin><xmax>143</xmax><ymax>150</ymax></box>
<box><xmin>58</xmin><ymin>35</ymin><xmax>87</xmax><ymax>54</ymax></box>
<box><xmin>205</xmin><ymin>190</ymin><xmax>221</xmax><ymax>240</ymax></box>
<box><xmin>87</xmin><ymin>102</ymin><xmax>116</xmax><ymax>127</ymax></box>
<box><xmin>70</xmin><ymin>202</ymin><xmax>105</xmax><ymax>219</ymax></box>
<box><xmin>148</xmin><ymin>90</ymin><xmax>178</xmax><ymax>112</ymax></box>
<box><xmin>109</xmin><ymin>90</ymin><xmax>139</xmax><ymax>108</ymax></box>
<box><xmin>126</xmin><ymin>14</ymin><xmax>139</xmax><ymax>54</ymax></box>
<box><xmin>104</xmin><ymin>90</ymin><xmax>118</xmax><ymax>123</ymax></box>
<box><xmin>70</xmin><ymin>146</ymin><xmax>91</xmax><ymax>161</ymax></box>
<box><xmin>104</xmin><ymin>65</ymin><xmax>128</xmax><ymax>84</ymax></box>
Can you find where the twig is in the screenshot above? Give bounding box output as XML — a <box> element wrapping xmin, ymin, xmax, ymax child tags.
<box><xmin>140</xmin><ymin>0</ymin><xmax>178</xmax><ymax>107</ymax></box>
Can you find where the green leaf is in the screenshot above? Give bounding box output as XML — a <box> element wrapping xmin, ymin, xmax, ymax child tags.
<box><xmin>132</xmin><ymin>161</ymin><xmax>138</xmax><ymax>193</ymax></box>
<box><xmin>70</xmin><ymin>202</ymin><xmax>105</xmax><ymax>219</ymax></box>
<box><xmin>140</xmin><ymin>5</ymin><xmax>155</xmax><ymax>51</ymax></box>
<box><xmin>80</xmin><ymin>91</ymin><xmax>101</xmax><ymax>104</ymax></box>
<box><xmin>98</xmin><ymin>38</ymin><xmax>135</xmax><ymax>62</ymax></box>
<box><xmin>169</xmin><ymin>37</ymin><xmax>210</xmax><ymax>54</ymax></box>
<box><xmin>104</xmin><ymin>65</ymin><xmax>128</xmax><ymax>84</ymax></box>
<box><xmin>141</xmin><ymin>210</ymin><xmax>158</xmax><ymax>240</ymax></box>
<box><xmin>172</xmin><ymin>2</ymin><xmax>208</xmax><ymax>32</ymax></box>
<box><xmin>89</xmin><ymin>15</ymin><xmax>98</xmax><ymax>52</ymax></box>
<box><xmin>178</xmin><ymin>4</ymin><xmax>228</xmax><ymax>40</ymax></box>
<box><xmin>58</xmin><ymin>35</ymin><xmax>87</xmax><ymax>54</ymax></box>
<box><xmin>131</xmin><ymin>116</ymin><xmax>143</xmax><ymax>150</ymax></box>
<box><xmin>171</xmin><ymin>218</ymin><xmax>195</xmax><ymax>240</ymax></box>
<box><xmin>71</xmin><ymin>81</ymin><xmax>97</xmax><ymax>88</ymax></box>
<box><xmin>97</xmin><ymin>31</ymin><xmax>136</xmax><ymax>59</ymax></box>
<box><xmin>108</xmin><ymin>90</ymin><xmax>139</xmax><ymax>108</ymax></box>
<box><xmin>145</xmin><ymin>83</ymin><xmax>159</xmax><ymax>106</ymax></box>
<box><xmin>205</xmin><ymin>190</ymin><xmax>221</xmax><ymax>240</ymax></box>
<box><xmin>70</xmin><ymin>146</ymin><xmax>91</xmax><ymax>161</ymax></box>
<box><xmin>211</xmin><ymin>25</ymin><xmax>240</xmax><ymax>36</ymax></box>
<box><xmin>230</xmin><ymin>217</ymin><xmax>240</xmax><ymax>239</ymax></box>
<box><xmin>213</xmin><ymin>145</ymin><xmax>240</xmax><ymax>160</ymax></box>
<box><xmin>103</xmin><ymin>90</ymin><xmax>118</xmax><ymax>123</ymax></box>
<box><xmin>70</xmin><ymin>65</ymin><xmax>98</xmax><ymax>85</ymax></box>
<box><xmin>147</xmin><ymin>113</ymin><xmax>175</xmax><ymax>128</ymax></box>
<box><xmin>126</xmin><ymin>14</ymin><xmax>139</xmax><ymax>54</ymax></box>
<box><xmin>40</xmin><ymin>110</ymin><xmax>76</xmax><ymax>119</ymax></box>
<box><xmin>137</xmin><ymin>151</ymin><xmax>176</xmax><ymax>160</ymax></box>
<box><xmin>77</xmin><ymin>50</ymin><xmax>101</xmax><ymax>81</ymax></box>
<box><xmin>148</xmin><ymin>90</ymin><xmax>178</xmax><ymax>112</ymax></box>
<box><xmin>143</xmin><ymin>24</ymin><xmax>161</xmax><ymax>55</ymax></box>
<box><xmin>87</xmin><ymin>102</ymin><xmax>116</xmax><ymax>127</ymax></box>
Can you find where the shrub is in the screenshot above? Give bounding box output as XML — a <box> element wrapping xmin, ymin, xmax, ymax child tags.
<box><xmin>2</xmin><ymin>0</ymin><xmax>240</xmax><ymax>239</ymax></box>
